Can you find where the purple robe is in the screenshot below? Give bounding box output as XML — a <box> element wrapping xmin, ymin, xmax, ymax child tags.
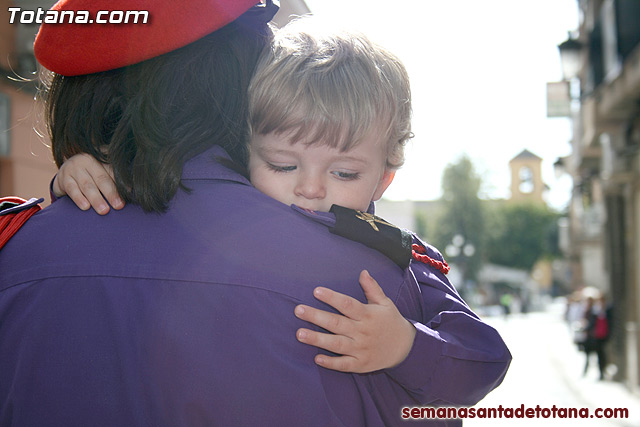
<box><xmin>0</xmin><ymin>146</ymin><xmax>510</xmax><ymax>426</ymax></box>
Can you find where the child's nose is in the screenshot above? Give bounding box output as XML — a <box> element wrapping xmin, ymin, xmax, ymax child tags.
<box><xmin>294</xmin><ymin>173</ymin><xmax>326</xmax><ymax>200</ymax></box>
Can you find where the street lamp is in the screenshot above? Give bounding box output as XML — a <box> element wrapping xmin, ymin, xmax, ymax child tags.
<box><xmin>554</xmin><ymin>157</ymin><xmax>566</xmax><ymax>178</ymax></box>
<box><xmin>445</xmin><ymin>234</ymin><xmax>475</xmax><ymax>259</ymax></box>
<box><xmin>558</xmin><ymin>34</ymin><xmax>582</xmax><ymax>81</ymax></box>
<box><xmin>547</xmin><ymin>33</ymin><xmax>582</xmax><ymax>118</ymax></box>
<box><xmin>445</xmin><ymin>235</ymin><xmax>476</xmax><ymax>298</ymax></box>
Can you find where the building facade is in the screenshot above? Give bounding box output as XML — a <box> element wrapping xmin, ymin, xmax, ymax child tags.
<box><xmin>1</xmin><ymin>0</ymin><xmax>58</xmax><ymax>204</ymax></box>
<box><xmin>509</xmin><ymin>149</ymin><xmax>546</xmax><ymax>205</ymax></box>
<box><xmin>562</xmin><ymin>0</ymin><xmax>640</xmax><ymax>391</ymax></box>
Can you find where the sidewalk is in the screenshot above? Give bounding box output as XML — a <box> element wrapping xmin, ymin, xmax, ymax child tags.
<box><xmin>467</xmin><ymin>301</ymin><xmax>640</xmax><ymax>427</ymax></box>
<box><xmin>545</xmin><ymin>300</ymin><xmax>640</xmax><ymax>427</ymax></box>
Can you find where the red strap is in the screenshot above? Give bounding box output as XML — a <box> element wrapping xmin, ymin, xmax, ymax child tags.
<box><xmin>0</xmin><ymin>197</ymin><xmax>42</xmax><ymax>250</ymax></box>
<box><xmin>411</xmin><ymin>243</ymin><xmax>450</xmax><ymax>275</ymax></box>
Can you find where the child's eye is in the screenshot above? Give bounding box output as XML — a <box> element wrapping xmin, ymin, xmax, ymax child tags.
<box><xmin>332</xmin><ymin>171</ymin><xmax>360</xmax><ymax>180</ymax></box>
<box><xmin>267</xmin><ymin>163</ymin><xmax>296</xmax><ymax>173</ymax></box>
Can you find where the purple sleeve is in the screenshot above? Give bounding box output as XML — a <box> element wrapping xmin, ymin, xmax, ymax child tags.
<box><xmin>384</xmin><ymin>238</ymin><xmax>512</xmax><ymax>406</ymax></box>
<box><xmin>49</xmin><ymin>176</ymin><xmax>59</xmax><ymax>204</ymax></box>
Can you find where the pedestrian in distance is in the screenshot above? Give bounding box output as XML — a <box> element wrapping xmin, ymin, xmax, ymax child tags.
<box><xmin>582</xmin><ymin>295</ymin><xmax>613</xmax><ymax>380</ymax></box>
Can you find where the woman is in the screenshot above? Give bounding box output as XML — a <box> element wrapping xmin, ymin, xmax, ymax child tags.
<box><xmin>0</xmin><ymin>1</ymin><xmax>510</xmax><ymax>425</ymax></box>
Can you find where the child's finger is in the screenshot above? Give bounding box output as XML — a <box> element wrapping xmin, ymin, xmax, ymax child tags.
<box><xmin>294</xmin><ymin>304</ymin><xmax>354</xmax><ymax>335</ymax></box>
<box><xmin>93</xmin><ymin>166</ymin><xmax>124</xmax><ymax>210</ymax></box>
<box><xmin>61</xmin><ymin>178</ymin><xmax>90</xmax><ymax>211</ymax></box>
<box><xmin>358</xmin><ymin>270</ymin><xmax>388</xmax><ymax>305</ymax></box>
<box><xmin>103</xmin><ymin>163</ymin><xmax>116</xmax><ymax>179</ymax></box>
<box><xmin>310</xmin><ymin>287</ymin><xmax>366</xmax><ymax>320</ymax></box>
<box><xmin>314</xmin><ymin>354</ymin><xmax>361</xmax><ymax>373</ymax></box>
<box><xmin>296</xmin><ymin>327</ymin><xmax>354</xmax><ymax>356</ymax></box>
<box><xmin>75</xmin><ymin>169</ymin><xmax>111</xmax><ymax>215</ymax></box>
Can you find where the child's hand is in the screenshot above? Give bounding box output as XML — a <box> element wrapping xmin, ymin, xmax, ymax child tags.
<box><xmin>294</xmin><ymin>270</ymin><xmax>416</xmax><ymax>373</ymax></box>
<box><xmin>53</xmin><ymin>153</ymin><xmax>124</xmax><ymax>215</ymax></box>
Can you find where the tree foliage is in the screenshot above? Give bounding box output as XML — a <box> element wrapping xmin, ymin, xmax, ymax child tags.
<box><xmin>431</xmin><ymin>155</ymin><xmax>486</xmax><ymax>281</ymax></box>
<box><xmin>419</xmin><ymin>155</ymin><xmax>562</xmax><ymax>278</ymax></box>
<box><xmin>485</xmin><ymin>202</ymin><xmax>561</xmax><ymax>271</ymax></box>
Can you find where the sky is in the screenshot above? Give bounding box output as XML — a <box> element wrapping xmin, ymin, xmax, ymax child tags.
<box><xmin>303</xmin><ymin>0</ymin><xmax>579</xmax><ymax>211</ymax></box>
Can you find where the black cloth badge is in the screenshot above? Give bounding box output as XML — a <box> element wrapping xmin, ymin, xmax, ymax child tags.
<box><xmin>329</xmin><ymin>204</ymin><xmax>412</xmax><ymax>269</ymax></box>
<box><xmin>237</xmin><ymin>0</ymin><xmax>280</xmax><ymax>29</ymax></box>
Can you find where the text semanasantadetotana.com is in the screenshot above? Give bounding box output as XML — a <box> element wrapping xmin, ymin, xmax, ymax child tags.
<box><xmin>8</xmin><ymin>7</ymin><xmax>149</xmax><ymax>25</ymax></box>
<box><xmin>402</xmin><ymin>404</ymin><xmax>630</xmax><ymax>420</ymax></box>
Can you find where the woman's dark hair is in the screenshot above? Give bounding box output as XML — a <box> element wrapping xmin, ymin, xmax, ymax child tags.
<box><xmin>43</xmin><ymin>19</ymin><xmax>272</xmax><ymax>213</ymax></box>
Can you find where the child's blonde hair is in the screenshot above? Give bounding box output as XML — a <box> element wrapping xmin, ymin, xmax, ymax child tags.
<box><xmin>248</xmin><ymin>18</ymin><xmax>413</xmax><ymax>169</ymax></box>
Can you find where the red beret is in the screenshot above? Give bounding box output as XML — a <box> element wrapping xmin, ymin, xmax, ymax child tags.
<box><xmin>34</xmin><ymin>0</ymin><xmax>263</xmax><ymax>76</ymax></box>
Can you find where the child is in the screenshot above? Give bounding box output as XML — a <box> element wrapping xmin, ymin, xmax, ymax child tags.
<box><xmin>54</xmin><ymin>19</ymin><xmax>410</xmax><ymax>216</ymax></box>
<box><xmin>53</xmin><ymin>20</ymin><xmax>510</xmax><ymax>387</ymax></box>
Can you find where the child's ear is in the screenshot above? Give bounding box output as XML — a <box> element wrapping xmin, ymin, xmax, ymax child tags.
<box><xmin>372</xmin><ymin>169</ymin><xmax>396</xmax><ymax>202</ymax></box>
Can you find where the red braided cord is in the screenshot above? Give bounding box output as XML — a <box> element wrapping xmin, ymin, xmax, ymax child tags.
<box><xmin>411</xmin><ymin>244</ymin><xmax>450</xmax><ymax>275</ymax></box>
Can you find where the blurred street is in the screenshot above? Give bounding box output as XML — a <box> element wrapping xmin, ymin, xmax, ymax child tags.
<box><xmin>465</xmin><ymin>301</ymin><xmax>640</xmax><ymax>427</ymax></box>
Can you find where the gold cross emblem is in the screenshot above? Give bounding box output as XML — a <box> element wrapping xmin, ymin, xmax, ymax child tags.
<box><xmin>354</xmin><ymin>211</ymin><xmax>396</xmax><ymax>232</ymax></box>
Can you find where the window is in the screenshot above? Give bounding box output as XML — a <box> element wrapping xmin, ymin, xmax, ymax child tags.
<box><xmin>519</xmin><ymin>166</ymin><xmax>534</xmax><ymax>194</ymax></box>
<box><xmin>0</xmin><ymin>93</ymin><xmax>10</xmax><ymax>156</ymax></box>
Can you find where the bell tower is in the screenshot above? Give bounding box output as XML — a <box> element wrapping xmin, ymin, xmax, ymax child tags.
<box><xmin>509</xmin><ymin>149</ymin><xmax>545</xmax><ymax>204</ymax></box>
